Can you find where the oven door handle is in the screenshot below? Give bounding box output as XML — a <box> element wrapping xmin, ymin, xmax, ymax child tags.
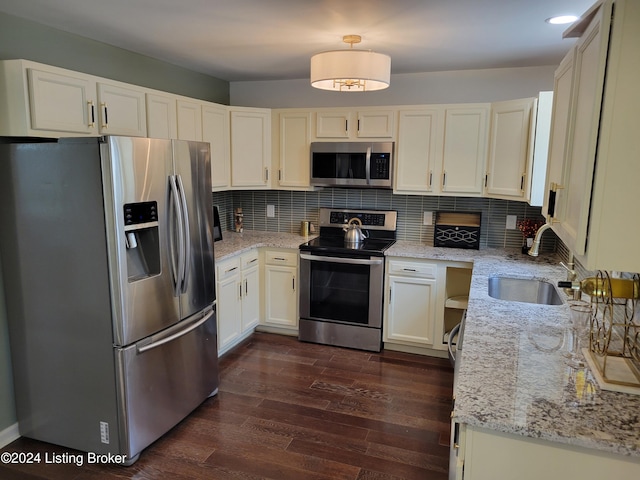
<box><xmin>300</xmin><ymin>253</ymin><xmax>383</xmax><ymax>266</ymax></box>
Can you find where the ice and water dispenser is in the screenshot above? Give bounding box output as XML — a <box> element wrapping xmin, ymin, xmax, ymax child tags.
<box><xmin>124</xmin><ymin>201</ymin><xmax>161</xmax><ymax>282</ymax></box>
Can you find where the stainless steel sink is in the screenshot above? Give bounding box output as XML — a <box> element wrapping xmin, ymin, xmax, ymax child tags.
<box><xmin>488</xmin><ymin>276</ymin><xmax>563</xmax><ymax>305</ymax></box>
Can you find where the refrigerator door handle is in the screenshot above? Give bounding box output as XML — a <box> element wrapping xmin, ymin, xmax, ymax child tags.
<box><xmin>168</xmin><ymin>175</ymin><xmax>186</xmax><ymax>297</ymax></box>
<box><xmin>137</xmin><ymin>307</ymin><xmax>214</xmax><ymax>354</ymax></box>
<box><xmin>176</xmin><ymin>174</ymin><xmax>191</xmax><ymax>294</ymax></box>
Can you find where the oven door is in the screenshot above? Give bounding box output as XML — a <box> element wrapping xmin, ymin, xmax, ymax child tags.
<box><xmin>299</xmin><ymin>253</ymin><xmax>384</xmax><ymax>327</ymax></box>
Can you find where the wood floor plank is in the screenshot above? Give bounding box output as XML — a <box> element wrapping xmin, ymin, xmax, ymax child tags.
<box><xmin>0</xmin><ymin>332</ymin><xmax>453</xmax><ymax>479</ymax></box>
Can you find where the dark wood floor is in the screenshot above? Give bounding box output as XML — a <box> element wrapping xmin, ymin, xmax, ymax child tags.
<box><xmin>0</xmin><ymin>332</ymin><xmax>454</xmax><ymax>479</ymax></box>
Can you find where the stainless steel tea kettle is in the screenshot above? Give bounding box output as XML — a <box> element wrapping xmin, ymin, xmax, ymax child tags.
<box><xmin>343</xmin><ymin>217</ymin><xmax>368</xmax><ymax>244</ymax></box>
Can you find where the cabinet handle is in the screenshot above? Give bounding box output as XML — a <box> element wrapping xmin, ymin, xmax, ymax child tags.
<box><xmin>247</xmin><ymin>258</ymin><xmax>258</xmax><ymax>265</ymax></box>
<box><xmin>238</xmin><ymin>283</ymin><xmax>242</xmax><ymax>299</ymax></box>
<box><xmin>279</xmin><ymin>170</ymin><xmax>282</xmax><ymax>181</ymax></box>
<box><xmin>273</xmin><ymin>257</ymin><xmax>286</xmax><ymax>261</ymax></box>
<box><xmin>520</xmin><ymin>174</ymin><xmax>525</xmax><ymax>191</ymax></box>
<box><xmin>101</xmin><ymin>102</ymin><xmax>108</xmax><ymax>129</ymax></box>
<box><xmin>292</xmin><ymin>276</ymin><xmax>295</xmax><ymax>291</ymax></box>
<box><xmin>403</xmin><ymin>268</ymin><xmax>417</xmax><ymax>272</ymax></box>
<box><xmin>429</xmin><ymin>170</ymin><xmax>433</xmax><ymax>187</ymax></box>
<box><xmin>224</xmin><ymin>266</ymin><xmax>238</xmax><ymax>274</ymax></box>
<box><xmin>345</xmin><ymin>119</ymin><xmax>348</xmax><ymax>132</ymax></box>
<box><xmin>88</xmin><ymin>101</ymin><xmax>95</xmax><ymax>127</ymax></box>
<box><xmin>357</xmin><ymin>119</ymin><xmax>360</xmax><ymax>132</ymax></box>
<box><xmin>485</xmin><ymin>174</ymin><xmax>488</xmax><ymax>188</ymax></box>
<box><xmin>245</xmin><ymin>279</ymin><xmax>248</xmax><ymax>295</ymax></box>
<box><xmin>442</xmin><ymin>172</ymin><xmax>447</xmax><ymax>187</ymax></box>
<box><xmin>264</xmin><ymin>167</ymin><xmax>269</xmax><ymax>182</ymax></box>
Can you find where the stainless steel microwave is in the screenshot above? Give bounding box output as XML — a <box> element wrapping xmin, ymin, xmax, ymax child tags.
<box><xmin>310</xmin><ymin>142</ymin><xmax>394</xmax><ymax>188</ymax></box>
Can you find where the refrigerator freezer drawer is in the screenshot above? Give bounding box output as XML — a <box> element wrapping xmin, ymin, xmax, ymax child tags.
<box><xmin>115</xmin><ymin>307</ymin><xmax>219</xmax><ymax>460</ymax></box>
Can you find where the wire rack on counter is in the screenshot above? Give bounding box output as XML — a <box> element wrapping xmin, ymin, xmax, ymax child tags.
<box><xmin>584</xmin><ymin>271</ymin><xmax>640</xmax><ymax>394</ymax></box>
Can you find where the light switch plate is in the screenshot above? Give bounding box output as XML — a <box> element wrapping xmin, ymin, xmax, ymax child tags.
<box><xmin>267</xmin><ymin>205</ymin><xmax>275</xmax><ymax>217</ymax></box>
<box><xmin>506</xmin><ymin>215</ymin><xmax>517</xmax><ymax>230</ymax></box>
<box><xmin>423</xmin><ymin>211</ymin><xmax>433</xmax><ymax>226</ymax></box>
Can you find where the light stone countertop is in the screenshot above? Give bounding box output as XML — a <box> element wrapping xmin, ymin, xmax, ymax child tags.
<box><xmin>390</xmin><ymin>240</ymin><xmax>640</xmax><ymax>458</ymax></box>
<box><xmin>213</xmin><ymin>230</ymin><xmax>316</xmax><ymax>261</ymax></box>
<box><xmin>214</xmin><ymin>233</ymin><xmax>640</xmax><ymax>457</ymax></box>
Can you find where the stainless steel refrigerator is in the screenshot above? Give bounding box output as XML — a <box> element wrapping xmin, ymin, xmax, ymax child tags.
<box><xmin>0</xmin><ymin>136</ymin><xmax>218</xmax><ymax>464</ymax></box>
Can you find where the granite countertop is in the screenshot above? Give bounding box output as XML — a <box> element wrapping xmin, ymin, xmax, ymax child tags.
<box><xmin>215</xmin><ymin>234</ymin><xmax>640</xmax><ymax>457</ymax></box>
<box><xmin>389</xmin><ymin>240</ymin><xmax>640</xmax><ymax>458</ymax></box>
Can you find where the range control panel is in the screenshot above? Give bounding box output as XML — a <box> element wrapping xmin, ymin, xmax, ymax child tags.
<box><xmin>320</xmin><ymin>208</ymin><xmax>397</xmax><ymax>231</ymax></box>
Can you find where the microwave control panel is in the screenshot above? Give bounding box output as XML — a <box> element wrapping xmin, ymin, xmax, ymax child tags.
<box><xmin>370</xmin><ymin>153</ymin><xmax>390</xmax><ymax>180</ymax></box>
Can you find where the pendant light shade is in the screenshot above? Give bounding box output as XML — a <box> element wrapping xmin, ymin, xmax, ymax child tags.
<box><xmin>310</xmin><ymin>35</ymin><xmax>391</xmax><ymax>92</ymax></box>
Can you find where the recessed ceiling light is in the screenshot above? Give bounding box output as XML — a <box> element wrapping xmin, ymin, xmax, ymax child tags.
<box><xmin>545</xmin><ymin>15</ymin><xmax>579</xmax><ymax>25</ymax></box>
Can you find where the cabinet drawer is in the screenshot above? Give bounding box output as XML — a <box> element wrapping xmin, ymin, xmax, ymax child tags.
<box><xmin>216</xmin><ymin>257</ymin><xmax>241</xmax><ymax>280</ymax></box>
<box><xmin>265</xmin><ymin>250</ymin><xmax>298</xmax><ymax>267</ymax></box>
<box><xmin>240</xmin><ymin>251</ymin><xmax>259</xmax><ymax>270</ymax></box>
<box><xmin>388</xmin><ymin>260</ymin><xmax>437</xmax><ymax>278</ymax></box>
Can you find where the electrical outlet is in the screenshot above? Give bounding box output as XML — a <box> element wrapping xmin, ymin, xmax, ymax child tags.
<box><xmin>266</xmin><ymin>205</ymin><xmax>275</xmax><ymax>217</ymax></box>
<box><xmin>423</xmin><ymin>211</ymin><xmax>433</xmax><ymax>226</ymax></box>
<box><xmin>506</xmin><ymin>215</ymin><xmax>517</xmax><ymax>230</ymax></box>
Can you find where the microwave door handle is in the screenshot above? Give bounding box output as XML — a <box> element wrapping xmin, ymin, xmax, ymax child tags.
<box><xmin>300</xmin><ymin>253</ymin><xmax>383</xmax><ymax>266</ymax></box>
<box><xmin>365</xmin><ymin>146</ymin><xmax>371</xmax><ymax>185</ymax></box>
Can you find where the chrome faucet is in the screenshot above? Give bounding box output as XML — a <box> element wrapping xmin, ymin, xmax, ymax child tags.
<box><xmin>527</xmin><ymin>221</ymin><xmax>554</xmax><ymax>257</ymax></box>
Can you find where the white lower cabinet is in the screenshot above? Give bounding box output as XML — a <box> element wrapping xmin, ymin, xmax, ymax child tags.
<box><xmin>452</xmin><ymin>424</ymin><xmax>640</xmax><ymax>479</ymax></box>
<box><xmin>215</xmin><ymin>250</ymin><xmax>259</xmax><ymax>355</ymax></box>
<box><xmin>384</xmin><ymin>259</ymin><xmax>438</xmax><ymax>347</ymax></box>
<box><xmin>262</xmin><ymin>249</ymin><xmax>298</xmax><ymax>331</ymax></box>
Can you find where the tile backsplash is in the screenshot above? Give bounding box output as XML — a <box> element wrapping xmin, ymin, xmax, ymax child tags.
<box><xmin>212</xmin><ymin>189</ymin><xmax>557</xmax><ymax>252</ymax></box>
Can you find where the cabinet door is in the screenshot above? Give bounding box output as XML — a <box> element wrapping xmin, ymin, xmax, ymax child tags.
<box><xmin>27</xmin><ymin>68</ymin><xmax>96</xmax><ymax>134</ymax></box>
<box><xmin>558</xmin><ymin>5</ymin><xmax>612</xmax><ymax>255</ymax></box>
<box><xmin>315</xmin><ymin>111</ymin><xmax>351</xmax><ymax>138</ymax></box>
<box><xmin>357</xmin><ymin>110</ymin><xmax>395</xmax><ymax>138</ymax></box>
<box><xmin>230</xmin><ymin>109</ymin><xmax>271</xmax><ymax>188</ymax></box>
<box><xmin>202</xmin><ymin>104</ymin><xmax>230</xmax><ymax>190</ymax></box>
<box><xmin>177</xmin><ymin>99</ymin><xmax>203</xmax><ymax>141</ymax></box>
<box><xmin>543</xmin><ymin>51</ymin><xmax>575</xmax><ymax>219</ymax></box>
<box><xmin>241</xmin><ymin>266</ymin><xmax>260</xmax><ymax>332</ymax></box>
<box><xmin>395</xmin><ymin>109</ymin><xmax>441</xmax><ymax>193</ymax></box>
<box><xmin>97</xmin><ymin>82</ymin><xmax>147</xmax><ymax>137</ymax></box>
<box><xmin>485</xmin><ymin>98</ymin><xmax>534</xmax><ymax>200</ymax></box>
<box><xmin>385</xmin><ymin>275</ymin><xmax>437</xmax><ymax>346</ymax></box>
<box><xmin>441</xmin><ymin>106</ymin><xmax>489</xmax><ymax>195</ymax></box>
<box><xmin>278</xmin><ymin>112</ymin><xmax>311</xmax><ymax>188</ymax></box>
<box><xmin>264</xmin><ymin>265</ymin><xmax>297</xmax><ymax>328</ymax></box>
<box><xmin>216</xmin><ymin>274</ymin><xmax>241</xmax><ymax>354</ymax></box>
<box><xmin>146</xmin><ymin>93</ymin><xmax>177</xmax><ymax>139</ymax></box>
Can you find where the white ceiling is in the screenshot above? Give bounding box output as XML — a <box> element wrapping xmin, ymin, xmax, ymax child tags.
<box><xmin>0</xmin><ymin>0</ymin><xmax>594</xmax><ymax>83</ymax></box>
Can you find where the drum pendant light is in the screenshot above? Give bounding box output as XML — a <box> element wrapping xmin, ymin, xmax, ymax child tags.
<box><xmin>310</xmin><ymin>35</ymin><xmax>391</xmax><ymax>92</ymax></box>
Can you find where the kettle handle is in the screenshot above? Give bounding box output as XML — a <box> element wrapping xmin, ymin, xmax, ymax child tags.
<box><xmin>347</xmin><ymin>217</ymin><xmax>362</xmax><ymax>227</ymax></box>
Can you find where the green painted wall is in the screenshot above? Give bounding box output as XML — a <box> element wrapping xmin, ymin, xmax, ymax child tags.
<box><xmin>0</xmin><ymin>12</ymin><xmax>229</xmax><ymax>103</ymax></box>
<box><xmin>0</xmin><ymin>11</ymin><xmax>230</xmax><ymax>437</ymax></box>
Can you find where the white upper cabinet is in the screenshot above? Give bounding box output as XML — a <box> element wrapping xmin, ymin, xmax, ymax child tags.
<box><xmin>441</xmin><ymin>105</ymin><xmax>489</xmax><ymax>195</ymax></box>
<box><xmin>176</xmin><ymin>98</ymin><xmax>203</xmax><ymax>141</ymax></box>
<box><xmin>543</xmin><ymin>51</ymin><xmax>575</xmax><ymax>219</ymax></box>
<box><xmin>314</xmin><ymin>109</ymin><xmax>395</xmax><ymax>139</ymax></box>
<box><xmin>96</xmin><ymin>81</ymin><xmax>147</xmax><ymax>137</ymax></box>
<box><xmin>26</xmin><ymin>67</ymin><xmax>97</xmax><ymax>135</ymax></box>
<box><xmin>394</xmin><ymin>108</ymin><xmax>442</xmax><ymax>194</ymax></box>
<box><xmin>485</xmin><ymin>98</ymin><xmax>535</xmax><ymax>200</ymax></box>
<box><xmin>394</xmin><ymin>104</ymin><xmax>488</xmax><ymax>196</ymax></box>
<box><xmin>274</xmin><ymin>111</ymin><xmax>311</xmax><ymax>189</ymax></box>
<box><xmin>545</xmin><ymin>0</ymin><xmax>640</xmax><ymax>271</ymax></box>
<box><xmin>202</xmin><ymin>103</ymin><xmax>230</xmax><ymax>190</ymax></box>
<box><xmin>146</xmin><ymin>92</ymin><xmax>177</xmax><ymax>139</ymax></box>
<box><xmin>230</xmin><ymin>107</ymin><xmax>271</xmax><ymax>188</ymax></box>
